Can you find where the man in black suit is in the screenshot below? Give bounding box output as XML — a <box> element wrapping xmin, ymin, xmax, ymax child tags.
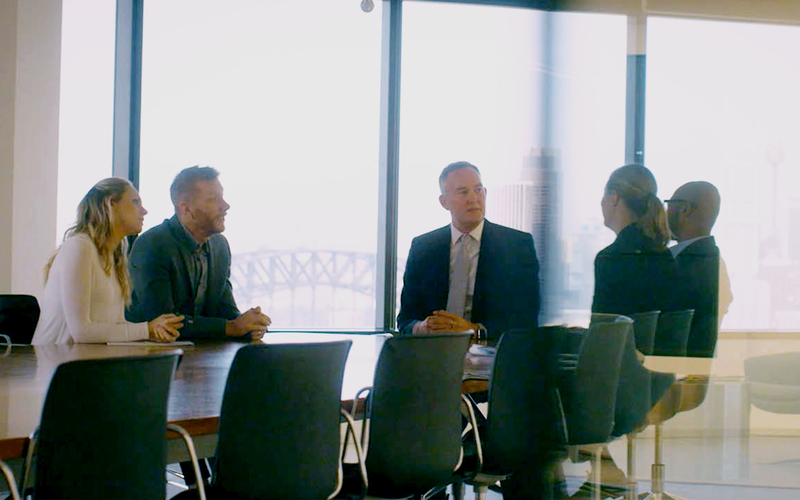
<box><xmin>397</xmin><ymin>161</ymin><xmax>540</xmax><ymax>342</ymax></box>
<box><xmin>398</xmin><ymin>162</ymin><xmax>551</xmax><ymax>499</ymax></box>
<box><xmin>127</xmin><ymin>166</ymin><xmax>271</xmax><ymax>339</ymax></box>
<box><xmin>666</xmin><ymin>181</ymin><xmax>732</xmax><ymax>357</ymax></box>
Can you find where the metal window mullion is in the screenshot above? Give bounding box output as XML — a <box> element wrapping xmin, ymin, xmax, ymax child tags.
<box><xmin>112</xmin><ymin>0</ymin><xmax>143</xmax><ymax>188</ymax></box>
<box><xmin>376</xmin><ymin>0</ymin><xmax>403</xmax><ymax>331</ymax></box>
<box><xmin>625</xmin><ymin>12</ymin><xmax>646</xmax><ymax>165</ymax></box>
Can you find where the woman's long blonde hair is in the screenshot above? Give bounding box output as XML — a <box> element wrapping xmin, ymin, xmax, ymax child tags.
<box><xmin>45</xmin><ymin>178</ymin><xmax>135</xmax><ymax>303</ymax></box>
<box><xmin>605</xmin><ymin>164</ymin><xmax>670</xmax><ymax>250</ymax></box>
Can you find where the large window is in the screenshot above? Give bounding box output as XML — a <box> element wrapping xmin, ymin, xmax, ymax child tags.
<box><xmin>139</xmin><ymin>0</ymin><xmax>382</xmax><ymax>328</ymax></box>
<box><xmin>57</xmin><ymin>0</ymin><xmax>117</xmax><ymax>242</ymax></box>
<box><xmin>646</xmin><ymin>17</ymin><xmax>800</xmax><ymax>330</ymax></box>
<box><xmin>398</xmin><ymin>2</ymin><xmax>625</xmax><ymax>326</ymax></box>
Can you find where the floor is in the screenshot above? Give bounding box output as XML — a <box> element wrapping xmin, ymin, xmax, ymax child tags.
<box><xmin>162</xmin><ymin>434</ymin><xmax>800</xmax><ymax>500</ymax></box>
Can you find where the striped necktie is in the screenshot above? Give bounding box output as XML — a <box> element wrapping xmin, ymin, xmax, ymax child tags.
<box><xmin>446</xmin><ymin>233</ymin><xmax>470</xmax><ymax>318</ymax></box>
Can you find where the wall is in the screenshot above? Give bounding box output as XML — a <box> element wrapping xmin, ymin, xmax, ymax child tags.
<box><xmin>0</xmin><ymin>0</ymin><xmax>62</xmax><ymax>297</ymax></box>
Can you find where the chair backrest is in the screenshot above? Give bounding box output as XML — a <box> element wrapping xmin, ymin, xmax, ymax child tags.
<box><xmin>0</xmin><ymin>295</ymin><xmax>40</xmax><ymax>345</ymax></box>
<box><xmin>629</xmin><ymin>310</ymin><xmax>660</xmax><ymax>355</ymax></box>
<box><xmin>560</xmin><ymin>317</ymin><xmax>629</xmax><ymax>445</ymax></box>
<box><xmin>482</xmin><ymin>327</ymin><xmax>561</xmax><ymax>473</ymax></box>
<box><xmin>365</xmin><ymin>333</ymin><xmax>471</xmax><ymax>498</ymax></box>
<box><xmin>34</xmin><ymin>351</ymin><xmax>181</xmax><ymax>500</ymax></box>
<box><xmin>745</xmin><ymin>352</ymin><xmax>800</xmax><ymax>414</ymax></box>
<box><xmin>213</xmin><ymin>341</ymin><xmax>352</xmax><ymax>500</ymax></box>
<box><xmin>653</xmin><ymin>309</ymin><xmax>695</xmax><ymax>356</ymax></box>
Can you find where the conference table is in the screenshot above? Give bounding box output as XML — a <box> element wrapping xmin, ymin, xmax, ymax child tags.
<box><xmin>0</xmin><ymin>332</ymin><xmax>394</xmax><ymax>462</ymax></box>
<box><xmin>0</xmin><ymin>332</ymin><xmax>710</xmax><ymax>463</ymax></box>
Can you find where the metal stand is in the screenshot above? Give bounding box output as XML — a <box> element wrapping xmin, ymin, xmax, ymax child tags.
<box><xmin>638</xmin><ymin>423</ymin><xmax>688</xmax><ymax>500</ymax></box>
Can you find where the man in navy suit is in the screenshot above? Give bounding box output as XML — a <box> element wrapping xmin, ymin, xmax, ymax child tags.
<box><xmin>667</xmin><ymin>181</ymin><xmax>732</xmax><ymax>357</ymax></box>
<box><xmin>398</xmin><ymin>162</ymin><xmax>552</xmax><ymax>499</ymax></box>
<box><xmin>397</xmin><ymin>161</ymin><xmax>540</xmax><ymax>342</ymax></box>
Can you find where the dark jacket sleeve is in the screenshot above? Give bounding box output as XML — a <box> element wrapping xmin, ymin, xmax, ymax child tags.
<box><xmin>591</xmin><ymin>250</ymin><xmax>618</xmax><ymax>314</ymax></box>
<box><xmin>397</xmin><ymin>236</ymin><xmax>425</xmax><ymax>335</ymax></box>
<box><xmin>209</xmin><ymin>237</ymin><xmax>240</xmax><ymax>324</ymax></box>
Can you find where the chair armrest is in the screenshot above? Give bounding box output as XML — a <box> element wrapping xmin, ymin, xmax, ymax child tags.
<box><xmin>460</xmin><ymin>394</ymin><xmax>483</xmax><ymax>472</ymax></box>
<box><xmin>0</xmin><ymin>459</ymin><xmax>21</xmax><ymax>500</ymax></box>
<box><xmin>20</xmin><ymin>428</ymin><xmax>38</xmax><ymax>496</ymax></box>
<box><xmin>348</xmin><ymin>386</ymin><xmax>372</xmax><ymax>454</ymax></box>
<box><xmin>338</xmin><ymin>408</ymin><xmax>368</xmax><ymax>500</ymax></box>
<box><xmin>166</xmin><ymin>424</ymin><xmax>207</xmax><ymax>500</ymax></box>
<box><xmin>552</xmin><ymin>387</ymin><xmax>570</xmax><ymax>446</ymax></box>
<box><xmin>0</xmin><ymin>334</ymin><xmax>10</xmax><ymax>357</ymax></box>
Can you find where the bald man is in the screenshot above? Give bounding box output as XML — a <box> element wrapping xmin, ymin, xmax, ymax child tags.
<box><xmin>666</xmin><ymin>181</ymin><xmax>732</xmax><ymax>357</ymax></box>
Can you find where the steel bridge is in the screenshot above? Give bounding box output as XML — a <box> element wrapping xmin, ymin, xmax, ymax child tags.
<box><xmin>229</xmin><ymin>249</ymin><xmax>379</xmax><ymax>306</ymax></box>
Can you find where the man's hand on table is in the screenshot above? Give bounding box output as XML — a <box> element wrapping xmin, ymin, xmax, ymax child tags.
<box><xmin>226</xmin><ymin>306</ymin><xmax>271</xmax><ymax>340</ymax></box>
<box><xmin>412</xmin><ymin>310</ymin><xmax>478</xmax><ymax>337</ymax></box>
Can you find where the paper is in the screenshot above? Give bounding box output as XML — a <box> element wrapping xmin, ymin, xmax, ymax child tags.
<box><xmin>106</xmin><ymin>340</ymin><xmax>195</xmax><ymax>347</ymax></box>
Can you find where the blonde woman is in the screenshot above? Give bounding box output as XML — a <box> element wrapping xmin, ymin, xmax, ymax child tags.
<box><xmin>32</xmin><ymin>178</ymin><xmax>184</xmax><ymax>344</ymax></box>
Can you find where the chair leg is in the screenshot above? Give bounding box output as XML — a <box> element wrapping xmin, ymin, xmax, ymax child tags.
<box><xmin>451</xmin><ymin>481</ymin><xmax>465</xmax><ymax>500</ymax></box>
<box><xmin>473</xmin><ymin>484</ymin><xmax>487</xmax><ymax>500</ymax></box>
<box><xmin>638</xmin><ymin>423</ymin><xmax>689</xmax><ymax>500</ymax></box>
<box><xmin>592</xmin><ymin>447</ymin><xmax>602</xmax><ymax>500</ymax></box>
<box><xmin>0</xmin><ymin>459</ymin><xmax>21</xmax><ymax>500</ymax></box>
<box><xmin>626</xmin><ymin>433</ymin><xmax>637</xmax><ymax>500</ymax></box>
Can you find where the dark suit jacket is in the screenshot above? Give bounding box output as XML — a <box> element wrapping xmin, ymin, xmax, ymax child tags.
<box><xmin>674</xmin><ymin>236</ymin><xmax>720</xmax><ymax>358</ymax></box>
<box><xmin>126</xmin><ymin>216</ymin><xmax>240</xmax><ymax>339</ymax></box>
<box><xmin>592</xmin><ymin>224</ymin><xmax>680</xmax><ymax>316</ymax></box>
<box><xmin>397</xmin><ymin>220</ymin><xmax>540</xmax><ymax>341</ymax></box>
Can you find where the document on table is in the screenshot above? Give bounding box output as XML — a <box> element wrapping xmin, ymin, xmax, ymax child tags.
<box><xmin>106</xmin><ymin>340</ymin><xmax>195</xmax><ymax>347</ymax></box>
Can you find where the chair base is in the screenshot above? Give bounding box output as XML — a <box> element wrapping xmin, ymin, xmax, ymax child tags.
<box><xmin>465</xmin><ymin>472</ymin><xmax>507</xmax><ymax>500</ymax></box>
<box><xmin>639</xmin><ymin>492</ymin><xmax>688</xmax><ymax>500</ymax></box>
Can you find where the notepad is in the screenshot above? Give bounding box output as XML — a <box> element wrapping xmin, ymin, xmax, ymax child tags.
<box><xmin>106</xmin><ymin>340</ymin><xmax>195</xmax><ymax>347</ymax></box>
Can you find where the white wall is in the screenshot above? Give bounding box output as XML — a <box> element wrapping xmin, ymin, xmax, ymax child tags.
<box><xmin>0</xmin><ymin>0</ymin><xmax>62</xmax><ymax>298</ymax></box>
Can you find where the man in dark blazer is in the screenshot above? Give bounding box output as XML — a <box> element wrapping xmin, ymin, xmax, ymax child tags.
<box><xmin>127</xmin><ymin>166</ymin><xmax>271</xmax><ymax>340</ymax></box>
<box><xmin>397</xmin><ymin>161</ymin><xmax>540</xmax><ymax>342</ymax></box>
<box><xmin>667</xmin><ymin>181</ymin><xmax>732</xmax><ymax>357</ymax></box>
<box><xmin>397</xmin><ymin>162</ymin><xmax>551</xmax><ymax>499</ymax></box>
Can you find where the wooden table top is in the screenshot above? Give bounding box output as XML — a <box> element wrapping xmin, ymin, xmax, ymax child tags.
<box><xmin>0</xmin><ymin>332</ymin><xmax>392</xmax><ymax>460</ymax></box>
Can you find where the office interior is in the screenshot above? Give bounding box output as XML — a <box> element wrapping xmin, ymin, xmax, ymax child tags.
<box><xmin>3</xmin><ymin>0</ymin><xmax>800</xmax><ymax>498</ymax></box>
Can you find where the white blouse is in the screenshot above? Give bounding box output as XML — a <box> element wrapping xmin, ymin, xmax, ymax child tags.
<box><xmin>31</xmin><ymin>234</ymin><xmax>149</xmax><ymax>344</ymax></box>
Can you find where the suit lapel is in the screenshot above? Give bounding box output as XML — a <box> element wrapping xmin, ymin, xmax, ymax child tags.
<box><xmin>472</xmin><ymin>220</ymin><xmax>494</xmax><ymax>319</ymax></box>
<box><xmin>432</xmin><ymin>226</ymin><xmax>451</xmax><ymax>304</ymax></box>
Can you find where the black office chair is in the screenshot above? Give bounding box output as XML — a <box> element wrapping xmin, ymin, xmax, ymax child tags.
<box><xmin>558</xmin><ymin>316</ymin><xmax>630</xmax><ymax>500</ymax></box>
<box><xmin>631</xmin><ymin>309</ymin><xmax>696</xmax><ymax>500</ymax></box>
<box><xmin>343</xmin><ymin>333</ymin><xmax>471</xmax><ymax>500</ymax></box>
<box><xmin>629</xmin><ymin>310</ymin><xmax>660</xmax><ymax>355</ymax></box>
<box><xmin>652</xmin><ymin>309</ymin><xmax>695</xmax><ymax>356</ymax></box>
<box><xmin>456</xmin><ymin>328</ymin><xmax>563</xmax><ymax>500</ymax></box>
<box><xmin>585</xmin><ymin>313</ymin><xmax>675</xmax><ymax>499</ymax></box>
<box><xmin>0</xmin><ymin>294</ymin><xmax>40</xmax><ymax>345</ymax></box>
<box><xmin>0</xmin><ymin>458</ymin><xmax>21</xmax><ymax>500</ymax></box>
<box><xmin>21</xmin><ymin>351</ymin><xmax>206</xmax><ymax>500</ymax></box>
<box><xmin>175</xmin><ymin>340</ymin><xmax>354</xmax><ymax>500</ymax></box>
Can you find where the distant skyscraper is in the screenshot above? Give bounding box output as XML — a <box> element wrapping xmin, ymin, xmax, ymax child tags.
<box><xmin>488</xmin><ymin>148</ymin><xmax>562</xmax><ymax>322</ymax></box>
